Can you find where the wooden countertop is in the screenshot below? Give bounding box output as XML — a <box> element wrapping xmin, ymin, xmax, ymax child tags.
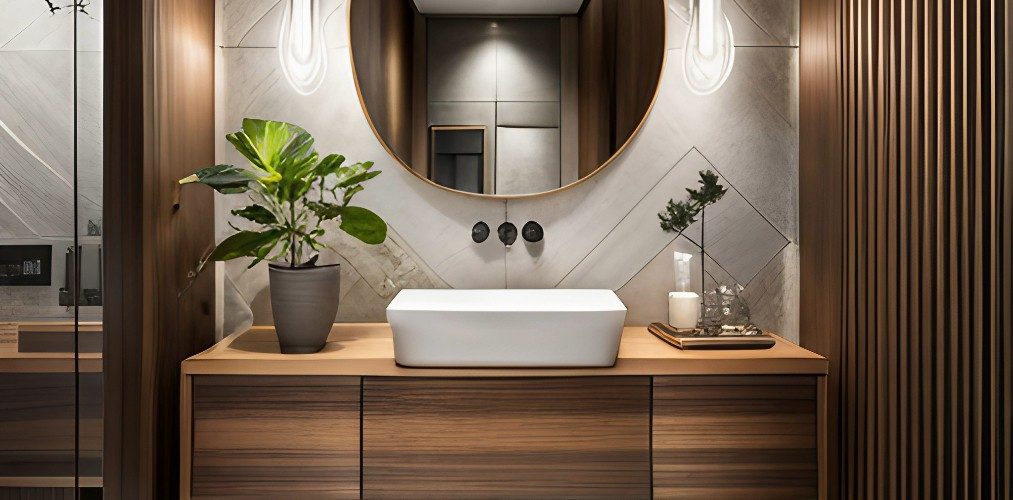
<box><xmin>182</xmin><ymin>323</ymin><xmax>827</xmax><ymax>377</ymax></box>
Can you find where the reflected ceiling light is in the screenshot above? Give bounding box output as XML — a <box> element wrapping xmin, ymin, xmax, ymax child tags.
<box><xmin>278</xmin><ymin>0</ymin><xmax>327</xmax><ymax>95</ymax></box>
<box><xmin>682</xmin><ymin>0</ymin><xmax>734</xmax><ymax>95</ymax></box>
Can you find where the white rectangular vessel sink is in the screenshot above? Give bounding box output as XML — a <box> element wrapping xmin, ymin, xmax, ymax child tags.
<box><xmin>386</xmin><ymin>289</ymin><xmax>628</xmax><ymax>367</ymax></box>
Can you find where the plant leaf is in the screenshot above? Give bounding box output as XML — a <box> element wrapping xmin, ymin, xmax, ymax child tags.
<box><xmin>338</xmin><ymin>170</ymin><xmax>381</xmax><ymax>188</ymax></box>
<box><xmin>231</xmin><ymin>204</ymin><xmax>277</xmax><ymax>225</ymax></box>
<box><xmin>305</xmin><ymin>201</ymin><xmax>343</xmax><ymax>221</ymax></box>
<box><xmin>209</xmin><ymin>229</ymin><xmax>284</xmax><ymax>262</ymax></box>
<box><xmin>243</xmin><ymin>118</ymin><xmax>296</xmax><ymax>169</ymax></box>
<box><xmin>315</xmin><ymin>153</ymin><xmax>346</xmax><ymax>177</ymax></box>
<box><xmin>178</xmin><ymin>165</ymin><xmax>257</xmax><ymax>194</ymax></box>
<box><xmin>342</xmin><ymin>184</ymin><xmax>364</xmax><ymax>205</ymax></box>
<box><xmin>333</xmin><ymin>161</ymin><xmax>376</xmax><ymax>187</ymax></box>
<box><xmin>339</xmin><ymin>206</ymin><xmax>387</xmax><ymax>245</ymax></box>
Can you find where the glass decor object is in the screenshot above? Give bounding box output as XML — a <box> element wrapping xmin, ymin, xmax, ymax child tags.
<box><xmin>701</xmin><ymin>283</ymin><xmax>751</xmax><ymax>328</ymax></box>
<box><xmin>278</xmin><ymin>0</ymin><xmax>327</xmax><ymax>95</ymax></box>
<box><xmin>683</xmin><ymin>0</ymin><xmax>735</xmax><ymax>95</ymax></box>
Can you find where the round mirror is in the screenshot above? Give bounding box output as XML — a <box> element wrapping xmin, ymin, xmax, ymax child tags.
<box><xmin>349</xmin><ymin>0</ymin><xmax>665</xmax><ymax>197</ymax></box>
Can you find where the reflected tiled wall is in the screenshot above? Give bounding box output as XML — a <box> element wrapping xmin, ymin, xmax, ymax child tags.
<box><xmin>217</xmin><ymin>0</ymin><xmax>800</xmax><ymax>341</ymax></box>
<box><xmin>0</xmin><ymin>0</ymin><xmax>104</xmax><ymax>321</ymax></box>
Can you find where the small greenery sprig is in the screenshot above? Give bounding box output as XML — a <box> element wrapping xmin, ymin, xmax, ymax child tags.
<box><xmin>180</xmin><ymin>118</ymin><xmax>387</xmax><ymax>273</ymax></box>
<box><xmin>658</xmin><ymin>170</ymin><xmax>727</xmax><ymax>234</ymax></box>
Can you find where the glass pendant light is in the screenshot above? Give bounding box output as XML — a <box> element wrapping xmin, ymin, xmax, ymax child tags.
<box><xmin>683</xmin><ymin>0</ymin><xmax>734</xmax><ymax>95</ymax></box>
<box><xmin>278</xmin><ymin>0</ymin><xmax>327</xmax><ymax>95</ymax></box>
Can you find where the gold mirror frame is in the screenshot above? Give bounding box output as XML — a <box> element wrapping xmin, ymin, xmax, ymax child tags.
<box><xmin>346</xmin><ymin>0</ymin><xmax>667</xmax><ymax>199</ymax></box>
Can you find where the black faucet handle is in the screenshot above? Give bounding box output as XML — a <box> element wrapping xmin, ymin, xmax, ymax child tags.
<box><xmin>472</xmin><ymin>221</ymin><xmax>490</xmax><ymax>243</ymax></box>
<box><xmin>497</xmin><ymin>222</ymin><xmax>518</xmax><ymax>246</ymax></box>
<box><xmin>522</xmin><ymin>221</ymin><xmax>543</xmax><ymax>243</ymax></box>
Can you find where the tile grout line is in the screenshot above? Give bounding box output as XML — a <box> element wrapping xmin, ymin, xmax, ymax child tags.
<box><xmin>694</xmin><ymin>148</ymin><xmax>794</xmax><ymax>243</ymax></box>
<box><xmin>553</xmin><ymin>147</ymin><xmax>697</xmax><ymax>287</ymax></box>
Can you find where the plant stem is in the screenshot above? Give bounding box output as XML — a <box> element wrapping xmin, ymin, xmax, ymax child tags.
<box><xmin>289</xmin><ymin>200</ymin><xmax>297</xmax><ymax>267</ymax></box>
<box><xmin>701</xmin><ymin>205</ymin><xmax>706</xmax><ymax>324</ymax></box>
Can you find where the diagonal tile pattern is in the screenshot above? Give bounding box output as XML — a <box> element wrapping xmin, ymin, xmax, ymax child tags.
<box><xmin>214</xmin><ymin>0</ymin><xmax>801</xmax><ymax>340</ymax></box>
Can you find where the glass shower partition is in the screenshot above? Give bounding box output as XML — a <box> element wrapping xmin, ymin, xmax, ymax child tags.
<box><xmin>0</xmin><ymin>0</ymin><xmax>103</xmax><ymax>497</ymax></box>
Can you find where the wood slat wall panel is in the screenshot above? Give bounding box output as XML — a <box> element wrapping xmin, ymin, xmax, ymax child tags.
<box><xmin>361</xmin><ymin>377</ymin><xmax>651</xmax><ymax>499</ymax></box>
<box><xmin>801</xmin><ymin>0</ymin><xmax>1010</xmax><ymax>497</ymax></box>
<box><xmin>190</xmin><ymin>376</ymin><xmax>360</xmax><ymax>499</ymax></box>
<box><xmin>652</xmin><ymin>376</ymin><xmax>819</xmax><ymax>499</ymax></box>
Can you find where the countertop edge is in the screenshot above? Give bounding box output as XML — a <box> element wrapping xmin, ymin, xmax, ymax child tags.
<box><xmin>182</xmin><ymin>323</ymin><xmax>828</xmax><ymax>377</ymax></box>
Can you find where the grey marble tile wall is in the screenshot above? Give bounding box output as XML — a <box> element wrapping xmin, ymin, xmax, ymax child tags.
<box><xmin>217</xmin><ymin>0</ymin><xmax>800</xmax><ymax>341</ymax></box>
<box><xmin>0</xmin><ymin>0</ymin><xmax>103</xmax><ymax>321</ymax></box>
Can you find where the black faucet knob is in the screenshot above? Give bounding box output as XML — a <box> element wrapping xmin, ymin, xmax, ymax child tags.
<box><xmin>497</xmin><ymin>222</ymin><xmax>517</xmax><ymax>246</ymax></box>
<box><xmin>521</xmin><ymin>221</ymin><xmax>543</xmax><ymax>243</ymax></box>
<box><xmin>472</xmin><ymin>221</ymin><xmax>490</xmax><ymax>243</ymax></box>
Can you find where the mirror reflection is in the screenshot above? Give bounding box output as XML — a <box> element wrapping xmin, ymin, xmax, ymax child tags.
<box><xmin>350</xmin><ymin>0</ymin><xmax>665</xmax><ymax>196</ymax></box>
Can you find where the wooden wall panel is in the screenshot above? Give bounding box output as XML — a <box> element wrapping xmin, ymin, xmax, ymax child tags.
<box><xmin>799</xmin><ymin>0</ymin><xmax>844</xmax><ymax>495</ymax></box>
<box><xmin>190</xmin><ymin>376</ymin><xmax>360</xmax><ymax>498</ymax></box>
<box><xmin>577</xmin><ymin>0</ymin><xmax>614</xmax><ymax>177</ymax></box>
<box><xmin>613</xmin><ymin>0</ymin><xmax>665</xmax><ymax>149</ymax></box>
<box><xmin>800</xmin><ymin>0</ymin><xmax>1010</xmax><ymax>497</ymax></box>
<box><xmin>652</xmin><ymin>376</ymin><xmax>819</xmax><ymax>499</ymax></box>
<box><xmin>362</xmin><ymin>377</ymin><xmax>651</xmax><ymax>499</ymax></box>
<box><xmin>350</xmin><ymin>0</ymin><xmax>415</xmax><ymax>165</ymax></box>
<box><xmin>104</xmin><ymin>0</ymin><xmax>217</xmax><ymax>495</ymax></box>
<box><xmin>577</xmin><ymin>0</ymin><xmax>664</xmax><ymax>178</ymax></box>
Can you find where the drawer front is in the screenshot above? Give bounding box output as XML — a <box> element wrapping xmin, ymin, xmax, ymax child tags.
<box><xmin>362</xmin><ymin>377</ymin><xmax>651</xmax><ymax>499</ymax></box>
<box><xmin>653</xmin><ymin>375</ymin><xmax>818</xmax><ymax>499</ymax></box>
<box><xmin>190</xmin><ymin>375</ymin><xmax>360</xmax><ymax>499</ymax></box>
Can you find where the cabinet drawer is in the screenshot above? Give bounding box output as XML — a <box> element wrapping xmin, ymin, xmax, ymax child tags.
<box><xmin>190</xmin><ymin>376</ymin><xmax>360</xmax><ymax>499</ymax></box>
<box><xmin>362</xmin><ymin>377</ymin><xmax>651</xmax><ymax>499</ymax></box>
<box><xmin>652</xmin><ymin>376</ymin><xmax>818</xmax><ymax>499</ymax></box>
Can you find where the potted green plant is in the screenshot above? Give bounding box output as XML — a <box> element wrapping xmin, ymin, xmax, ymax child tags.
<box><xmin>179</xmin><ymin>118</ymin><xmax>387</xmax><ymax>353</ymax></box>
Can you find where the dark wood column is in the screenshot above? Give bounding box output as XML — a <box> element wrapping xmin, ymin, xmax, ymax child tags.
<box><xmin>104</xmin><ymin>0</ymin><xmax>217</xmax><ymax>497</ymax></box>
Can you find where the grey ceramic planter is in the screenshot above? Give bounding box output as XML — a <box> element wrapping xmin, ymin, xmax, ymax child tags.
<box><xmin>268</xmin><ymin>263</ymin><xmax>340</xmax><ymax>354</ymax></box>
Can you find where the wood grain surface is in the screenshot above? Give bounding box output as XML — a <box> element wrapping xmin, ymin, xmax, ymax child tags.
<box><xmin>800</xmin><ymin>0</ymin><xmax>1011</xmax><ymax>497</ymax></box>
<box><xmin>0</xmin><ymin>373</ymin><xmax>102</xmax><ymax>482</ymax></box>
<box><xmin>653</xmin><ymin>376</ymin><xmax>819</xmax><ymax>499</ymax></box>
<box><xmin>190</xmin><ymin>376</ymin><xmax>360</xmax><ymax>499</ymax></box>
<box><xmin>104</xmin><ymin>0</ymin><xmax>217</xmax><ymax>495</ymax></box>
<box><xmin>362</xmin><ymin>377</ymin><xmax>651</xmax><ymax>498</ymax></box>
<box><xmin>0</xmin><ymin>488</ymin><xmax>74</xmax><ymax>500</ymax></box>
<box><xmin>182</xmin><ymin>324</ymin><xmax>827</xmax><ymax>378</ymax></box>
<box><xmin>349</xmin><ymin>0</ymin><xmax>415</xmax><ymax>164</ymax></box>
<box><xmin>577</xmin><ymin>0</ymin><xmax>665</xmax><ymax>177</ymax></box>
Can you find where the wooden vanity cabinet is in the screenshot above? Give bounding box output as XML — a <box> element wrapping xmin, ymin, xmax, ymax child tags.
<box><xmin>184</xmin><ymin>375</ymin><xmax>821</xmax><ymax>499</ymax></box>
<box><xmin>180</xmin><ymin>325</ymin><xmax>827</xmax><ymax>499</ymax></box>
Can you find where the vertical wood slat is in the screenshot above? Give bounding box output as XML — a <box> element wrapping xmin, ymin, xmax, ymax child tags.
<box><xmin>801</xmin><ymin>0</ymin><xmax>1010</xmax><ymax>497</ymax></box>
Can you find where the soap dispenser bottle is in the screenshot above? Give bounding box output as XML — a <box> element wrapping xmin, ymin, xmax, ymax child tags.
<box><xmin>668</xmin><ymin>251</ymin><xmax>701</xmax><ymax>329</ymax></box>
